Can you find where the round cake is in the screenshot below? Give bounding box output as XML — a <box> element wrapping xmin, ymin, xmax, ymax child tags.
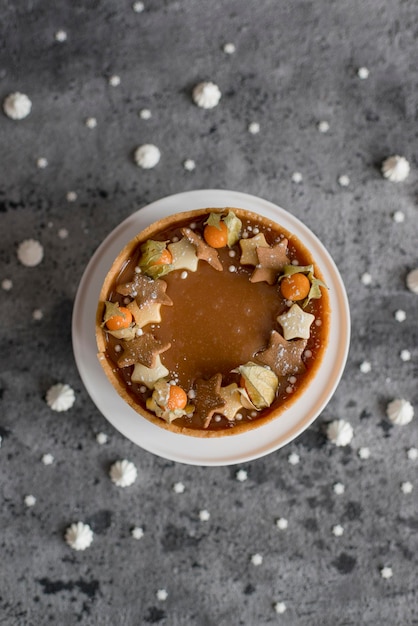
<box><xmin>96</xmin><ymin>207</ymin><xmax>330</xmax><ymax>437</ymax></box>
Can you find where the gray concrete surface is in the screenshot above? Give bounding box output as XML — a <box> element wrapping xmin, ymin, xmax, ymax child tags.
<box><xmin>1</xmin><ymin>1</ymin><xmax>417</xmax><ymax>624</ymax></box>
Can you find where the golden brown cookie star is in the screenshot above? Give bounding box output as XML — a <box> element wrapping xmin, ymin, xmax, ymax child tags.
<box><xmin>193</xmin><ymin>373</ymin><xmax>226</xmax><ymax>428</ymax></box>
<box><xmin>181</xmin><ymin>227</ymin><xmax>223</xmax><ymax>271</ymax></box>
<box><xmin>116</xmin><ymin>273</ymin><xmax>173</xmax><ymax>308</ymax></box>
<box><xmin>117</xmin><ymin>333</ymin><xmax>171</xmax><ymax>368</ymax></box>
<box><xmin>255</xmin><ymin>330</ymin><xmax>307</xmax><ymax>377</ymax></box>
<box><xmin>250</xmin><ymin>239</ymin><xmax>289</xmax><ymax>285</ymax></box>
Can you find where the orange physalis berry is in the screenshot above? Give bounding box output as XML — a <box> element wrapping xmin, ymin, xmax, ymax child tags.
<box><xmin>166</xmin><ymin>385</ymin><xmax>188</xmax><ymax>411</ymax></box>
<box><xmin>105</xmin><ymin>307</ymin><xmax>133</xmax><ymax>330</ymax></box>
<box><xmin>203</xmin><ymin>221</ymin><xmax>228</xmax><ymax>248</ymax></box>
<box><xmin>152</xmin><ymin>248</ymin><xmax>173</xmax><ymax>266</ymax></box>
<box><xmin>280</xmin><ymin>273</ymin><xmax>311</xmax><ymax>301</ymax></box>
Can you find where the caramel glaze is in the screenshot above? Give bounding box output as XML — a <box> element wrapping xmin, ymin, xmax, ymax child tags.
<box><xmin>104</xmin><ymin>215</ymin><xmax>328</xmax><ymax>432</ymax></box>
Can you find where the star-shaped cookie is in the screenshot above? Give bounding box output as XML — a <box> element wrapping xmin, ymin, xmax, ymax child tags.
<box><xmin>239</xmin><ymin>233</ymin><xmax>269</xmax><ymax>265</ymax></box>
<box><xmin>250</xmin><ymin>239</ymin><xmax>289</xmax><ymax>285</ymax></box>
<box><xmin>181</xmin><ymin>227</ymin><xmax>223</xmax><ymax>271</ymax></box>
<box><xmin>218</xmin><ymin>383</ymin><xmax>246</xmax><ymax>421</ymax></box>
<box><xmin>117</xmin><ymin>333</ymin><xmax>171</xmax><ymax>368</ymax></box>
<box><xmin>255</xmin><ymin>330</ymin><xmax>307</xmax><ymax>377</ymax></box>
<box><xmin>116</xmin><ymin>274</ymin><xmax>173</xmax><ymax>308</ymax></box>
<box><xmin>277</xmin><ymin>304</ymin><xmax>315</xmax><ymax>340</ymax></box>
<box><xmin>193</xmin><ymin>373</ymin><xmax>226</xmax><ymax>428</ymax></box>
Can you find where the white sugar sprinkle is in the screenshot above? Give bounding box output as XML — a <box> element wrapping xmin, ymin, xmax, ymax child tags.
<box><xmin>180</xmin><ymin>271</ymin><xmax>188</xmax><ymax>279</ymax></box>
<box><xmin>358</xmin><ymin>447</ymin><xmax>370</xmax><ymax>459</ymax></box>
<box><xmin>55</xmin><ymin>30</ymin><xmax>67</xmax><ymax>42</ymax></box>
<box><xmin>393</xmin><ymin>210</ymin><xmax>405</xmax><ymax>223</ymax></box>
<box><xmin>199</xmin><ymin>509</ymin><xmax>210</xmax><ymax>522</ymax></box>
<box><xmin>248</xmin><ymin>122</ymin><xmax>260</xmax><ymax>134</ymax></box>
<box><xmin>251</xmin><ymin>553</ymin><xmax>263</xmax><ymax>566</ymax></box>
<box><xmin>291</xmin><ymin>171</ymin><xmax>303</xmax><ymax>183</ymax></box>
<box><xmin>400</xmin><ymin>349</ymin><xmax>411</xmax><ymax>362</ymax></box>
<box><xmin>41</xmin><ymin>453</ymin><xmax>54</xmax><ymax>465</ymax></box>
<box><xmin>236</xmin><ymin>469</ymin><xmax>248</xmax><ymax>482</ymax></box>
<box><xmin>66</xmin><ymin>191</ymin><xmax>77</xmax><ymax>202</ymax></box>
<box><xmin>2</xmin><ymin>278</ymin><xmax>13</xmax><ymax>291</ymax></box>
<box><xmin>276</xmin><ymin>517</ymin><xmax>288</xmax><ymax>530</ymax></box>
<box><xmin>401</xmin><ymin>481</ymin><xmax>413</xmax><ymax>494</ymax></box>
<box><xmin>139</xmin><ymin>108</ymin><xmax>151</xmax><ymax>119</ymax></box>
<box><xmin>338</xmin><ymin>174</ymin><xmax>350</xmax><ymax>187</ymax></box>
<box><xmin>288</xmin><ymin>452</ymin><xmax>300</xmax><ymax>465</ymax></box>
<box><xmin>380</xmin><ymin>566</ymin><xmax>393</xmax><ymax>579</ymax></box>
<box><xmin>58</xmin><ymin>228</ymin><xmax>69</xmax><ymax>240</ymax></box>
<box><xmin>274</xmin><ymin>602</ymin><xmax>287</xmax><ymax>614</ymax></box>
<box><xmin>131</xmin><ymin>526</ymin><xmax>144</xmax><ymax>539</ymax></box>
<box><xmin>317</xmin><ymin>120</ymin><xmax>330</xmax><ymax>133</ymax></box>
<box><xmin>133</xmin><ymin>1</ymin><xmax>144</xmax><ymax>12</ymax></box>
<box><xmin>85</xmin><ymin>117</ymin><xmax>97</xmax><ymax>129</ymax></box>
<box><xmin>357</xmin><ymin>66</ymin><xmax>370</xmax><ymax>80</ymax></box>
<box><xmin>183</xmin><ymin>158</ymin><xmax>196</xmax><ymax>171</ymax></box>
<box><xmin>156</xmin><ymin>589</ymin><xmax>168</xmax><ymax>601</ymax></box>
<box><xmin>332</xmin><ymin>524</ymin><xmax>344</xmax><ymax>536</ymax></box>
<box><xmin>37</xmin><ymin>157</ymin><xmax>48</xmax><ymax>169</ymax></box>
<box><xmin>173</xmin><ymin>481</ymin><xmax>185</xmax><ymax>494</ymax></box>
<box><xmin>394</xmin><ymin>309</ymin><xmax>406</xmax><ymax>322</ymax></box>
<box><xmin>109</xmin><ymin>75</ymin><xmax>121</xmax><ymax>86</ymax></box>
<box><xmin>24</xmin><ymin>495</ymin><xmax>36</xmax><ymax>507</ymax></box>
<box><xmin>359</xmin><ymin>361</ymin><xmax>371</xmax><ymax>373</ymax></box>
<box><xmin>333</xmin><ymin>482</ymin><xmax>345</xmax><ymax>495</ymax></box>
<box><xmin>361</xmin><ymin>272</ymin><xmax>372</xmax><ymax>286</ymax></box>
<box><xmin>96</xmin><ymin>432</ymin><xmax>108</xmax><ymax>445</ymax></box>
<box><xmin>223</xmin><ymin>42</ymin><xmax>236</xmax><ymax>54</ymax></box>
<box><xmin>32</xmin><ymin>309</ymin><xmax>43</xmax><ymax>320</ymax></box>
<box><xmin>228</xmin><ymin>265</ymin><xmax>236</xmax><ymax>273</ymax></box>
<box><xmin>406</xmin><ymin>447</ymin><xmax>418</xmax><ymax>460</ymax></box>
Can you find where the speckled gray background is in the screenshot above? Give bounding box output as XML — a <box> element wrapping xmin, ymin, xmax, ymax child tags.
<box><xmin>1</xmin><ymin>1</ymin><xmax>417</xmax><ymax>624</ymax></box>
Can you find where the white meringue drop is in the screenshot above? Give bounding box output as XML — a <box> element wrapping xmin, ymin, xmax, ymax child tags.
<box><xmin>3</xmin><ymin>92</ymin><xmax>32</xmax><ymax>119</ymax></box>
<box><xmin>326</xmin><ymin>419</ymin><xmax>354</xmax><ymax>447</ymax></box>
<box><xmin>110</xmin><ymin>459</ymin><xmax>137</xmax><ymax>487</ymax></box>
<box><xmin>381</xmin><ymin>155</ymin><xmax>410</xmax><ymax>182</ymax></box>
<box><xmin>386</xmin><ymin>398</ymin><xmax>414</xmax><ymax>425</ymax></box>
<box><xmin>17</xmin><ymin>239</ymin><xmax>44</xmax><ymax>267</ymax></box>
<box><xmin>134</xmin><ymin>144</ymin><xmax>161</xmax><ymax>169</ymax></box>
<box><xmin>65</xmin><ymin>522</ymin><xmax>94</xmax><ymax>551</ymax></box>
<box><xmin>406</xmin><ymin>268</ymin><xmax>418</xmax><ymax>295</ymax></box>
<box><xmin>192</xmin><ymin>81</ymin><xmax>221</xmax><ymax>109</ymax></box>
<box><xmin>46</xmin><ymin>383</ymin><xmax>75</xmax><ymax>412</ymax></box>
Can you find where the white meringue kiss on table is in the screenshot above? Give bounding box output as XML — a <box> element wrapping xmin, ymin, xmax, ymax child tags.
<box><xmin>192</xmin><ymin>81</ymin><xmax>222</xmax><ymax>109</ymax></box>
<box><xmin>134</xmin><ymin>144</ymin><xmax>161</xmax><ymax>169</ymax></box>
<box><xmin>46</xmin><ymin>383</ymin><xmax>76</xmax><ymax>412</ymax></box>
<box><xmin>381</xmin><ymin>155</ymin><xmax>410</xmax><ymax>182</ymax></box>
<box><xmin>326</xmin><ymin>419</ymin><xmax>354</xmax><ymax>447</ymax></box>
<box><xmin>386</xmin><ymin>398</ymin><xmax>414</xmax><ymax>426</ymax></box>
<box><xmin>3</xmin><ymin>92</ymin><xmax>32</xmax><ymax>120</ymax></box>
<box><xmin>17</xmin><ymin>239</ymin><xmax>44</xmax><ymax>267</ymax></box>
<box><xmin>65</xmin><ymin>521</ymin><xmax>94</xmax><ymax>551</ymax></box>
<box><xmin>109</xmin><ymin>459</ymin><xmax>138</xmax><ymax>487</ymax></box>
<box><xmin>406</xmin><ymin>268</ymin><xmax>418</xmax><ymax>295</ymax></box>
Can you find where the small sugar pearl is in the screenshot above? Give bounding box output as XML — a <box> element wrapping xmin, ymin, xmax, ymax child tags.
<box><xmin>2</xmin><ymin>278</ymin><xmax>13</xmax><ymax>291</ymax></box>
<box><xmin>133</xmin><ymin>1</ymin><xmax>144</xmax><ymax>12</ymax></box>
<box><xmin>55</xmin><ymin>29</ymin><xmax>67</xmax><ymax>42</ymax></box>
<box><xmin>253</xmin><ymin>227</ymin><xmax>259</xmax><ymax>234</ymax></box>
<box><xmin>188</xmin><ymin>389</ymin><xmax>196</xmax><ymax>400</ymax></box>
<box><xmin>223</xmin><ymin>42</ymin><xmax>236</xmax><ymax>54</ymax></box>
<box><xmin>380</xmin><ymin>566</ymin><xmax>393</xmax><ymax>579</ymax></box>
<box><xmin>361</xmin><ymin>272</ymin><xmax>372</xmax><ymax>286</ymax></box>
<box><xmin>180</xmin><ymin>271</ymin><xmax>188</xmax><ymax>279</ymax></box>
<box><xmin>394</xmin><ymin>309</ymin><xmax>406</xmax><ymax>322</ymax></box>
<box><xmin>114</xmin><ymin>344</ymin><xmax>122</xmax><ymax>353</ymax></box>
<box><xmin>400</xmin><ymin>349</ymin><xmax>411</xmax><ymax>362</ymax></box>
<box><xmin>199</xmin><ymin>509</ymin><xmax>210</xmax><ymax>522</ymax></box>
<box><xmin>274</xmin><ymin>602</ymin><xmax>287</xmax><ymax>614</ymax></box>
<box><xmin>32</xmin><ymin>309</ymin><xmax>43</xmax><ymax>320</ymax></box>
<box><xmin>139</xmin><ymin>108</ymin><xmax>151</xmax><ymax>119</ymax></box>
<box><xmin>109</xmin><ymin>75</ymin><xmax>121</xmax><ymax>87</ymax></box>
<box><xmin>37</xmin><ymin>157</ymin><xmax>48</xmax><ymax>169</ymax></box>
<box><xmin>359</xmin><ymin>361</ymin><xmax>371</xmax><ymax>373</ymax></box>
<box><xmin>251</xmin><ymin>553</ymin><xmax>263</xmax><ymax>566</ymax></box>
<box><xmin>406</xmin><ymin>447</ymin><xmax>418</xmax><ymax>460</ymax></box>
<box><xmin>276</xmin><ymin>518</ymin><xmax>288</xmax><ymax>530</ymax></box>
<box><xmin>173</xmin><ymin>482</ymin><xmax>185</xmax><ymax>494</ymax></box>
<box><xmin>24</xmin><ymin>495</ymin><xmax>36</xmax><ymax>507</ymax></box>
<box><xmin>317</xmin><ymin>120</ymin><xmax>330</xmax><ymax>133</ymax></box>
<box><xmin>85</xmin><ymin>117</ymin><xmax>97</xmax><ymax>129</ymax></box>
<box><xmin>333</xmin><ymin>482</ymin><xmax>345</xmax><ymax>495</ymax></box>
<box><xmin>248</xmin><ymin>122</ymin><xmax>260</xmax><ymax>134</ymax></box>
<box><xmin>214</xmin><ymin>415</ymin><xmax>222</xmax><ymax>422</ymax></box>
<box><xmin>291</xmin><ymin>171</ymin><xmax>303</xmax><ymax>183</ymax></box>
<box><xmin>286</xmin><ymin>386</ymin><xmax>293</xmax><ymax>394</ymax></box>
<box><xmin>66</xmin><ymin>191</ymin><xmax>77</xmax><ymax>202</ymax></box>
<box><xmin>235</xmin><ymin>413</ymin><xmax>243</xmax><ymax>421</ymax></box>
<box><xmin>236</xmin><ymin>469</ymin><xmax>248</xmax><ymax>482</ymax></box>
<box><xmin>229</xmin><ymin>250</ymin><xmax>236</xmax><ymax>258</ymax></box>
<box><xmin>332</xmin><ymin>524</ymin><xmax>344</xmax><ymax>537</ymax></box>
<box><xmin>136</xmin><ymin>328</ymin><xmax>144</xmax><ymax>336</ymax></box>
<box><xmin>358</xmin><ymin>447</ymin><xmax>370</xmax><ymax>459</ymax></box>
<box><xmin>228</xmin><ymin>265</ymin><xmax>236</xmax><ymax>273</ymax></box>
<box><xmin>288</xmin><ymin>452</ymin><xmax>300</xmax><ymax>465</ymax></box>
<box><xmin>393</xmin><ymin>210</ymin><xmax>405</xmax><ymax>223</ymax></box>
<box><xmin>304</xmin><ymin>349</ymin><xmax>312</xmax><ymax>358</ymax></box>
<box><xmin>401</xmin><ymin>481</ymin><xmax>413</xmax><ymax>494</ymax></box>
<box><xmin>338</xmin><ymin>174</ymin><xmax>350</xmax><ymax>187</ymax></box>
<box><xmin>139</xmin><ymin>385</ymin><xmax>147</xmax><ymax>393</ymax></box>
<box><xmin>131</xmin><ymin>526</ymin><xmax>144</xmax><ymax>539</ymax></box>
<box><xmin>289</xmin><ymin>376</ymin><xmax>297</xmax><ymax>384</ymax></box>
<box><xmin>183</xmin><ymin>158</ymin><xmax>196</xmax><ymax>171</ymax></box>
<box><xmin>41</xmin><ymin>453</ymin><xmax>54</xmax><ymax>465</ymax></box>
<box><xmin>357</xmin><ymin>66</ymin><xmax>370</xmax><ymax>80</ymax></box>
<box><xmin>134</xmin><ymin>266</ymin><xmax>141</xmax><ymax>273</ymax></box>
<box><xmin>58</xmin><ymin>228</ymin><xmax>69</xmax><ymax>240</ymax></box>
<box><xmin>96</xmin><ymin>432</ymin><xmax>108</xmax><ymax>445</ymax></box>
<box><xmin>156</xmin><ymin>589</ymin><xmax>168</xmax><ymax>601</ymax></box>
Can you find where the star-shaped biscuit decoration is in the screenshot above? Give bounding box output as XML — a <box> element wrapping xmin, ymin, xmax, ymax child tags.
<box><xmin>193</xmin><ymin>373</ymin><xmax>226</xmax><ymax>428</ymax></box>
<box><xmin>116</xmin><ymin>274</ymin><xmax>173</xmax><ymax>308</ymax></box>
<box><xmin>255</xmin><ymin>330</ymin><xmax>307</xmax><ymax>377</ymax></box>
<box><xmin>117</xmin><ymin>333</ymin><xmax>171</xmax><ymax>368</ymax></box>
<box><xmin>277</xmin><ymin>304</ymin><xmax>315</xmax><ymax>340</ymax></box>
<box><xmin>250</xmin><ymin>239</ymin><xmax>289</xmax><ymax>285</ymax></box>
<box><xmin>218</xmin><ymin>383</ymin><xmax>246</xmax><ymax>421</ymax></box>
<box><xmin>181</xmin><ymin>227</ymin><xmax>223</xmax><ymax>271</ymax></box>
<box><xmin>239</xmin><ymin>233</ymin><xmax>269</xmax><ymax>265</ymax></box>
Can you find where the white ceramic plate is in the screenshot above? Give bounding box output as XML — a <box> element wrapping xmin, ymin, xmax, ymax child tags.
<box><xmin>72</xmin><ymin>189</ymin><xmax>350</xmax><ymax>466</ymax></box>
